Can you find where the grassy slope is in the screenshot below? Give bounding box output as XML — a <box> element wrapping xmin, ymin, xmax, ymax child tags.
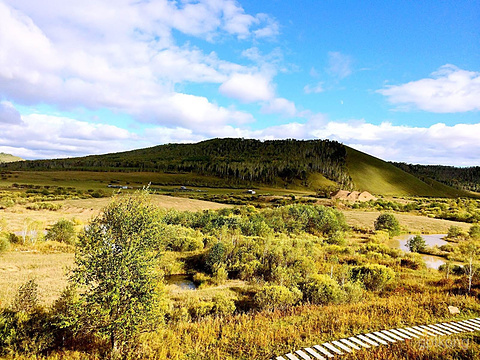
<box><xmin>346</xmin><ymin>147</ymin><xmax>468</xmax><ymax>197</ymax></box>
<box><xmin>0</xmin><ymin>153</ymin><xmax>22</xmax><ymax>163</ymax></box>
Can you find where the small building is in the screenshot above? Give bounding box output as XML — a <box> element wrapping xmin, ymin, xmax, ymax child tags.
<box><xmin>246</xmin><ymin>189</ymin><xmax>256</xmax><ymax>195</ymax></box>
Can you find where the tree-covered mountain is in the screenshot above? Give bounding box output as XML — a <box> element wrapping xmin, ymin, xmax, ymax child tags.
<box><xmin>391</xmin><ymin>162</ymin><xmax>480</xmax><ymax>193</ymax></box>
<box><xmin>1</xmin><ymin>138</ymin><xmax>475</xmax><ymax>197</ymax></box>
<box><xmin>1</xmin><ymin>138</ymin><xmax>353</xmax><ymax>188</ymax></box>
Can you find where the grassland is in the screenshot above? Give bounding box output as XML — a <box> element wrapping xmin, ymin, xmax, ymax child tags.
<box><xmin>346</xmin><ymin>147</ymin><xmax>470</xmax><ymax>197</ymax></box>
<box><xmin>0</xmin><ymin>252</ymin><xmax>74</xmax><ymax>307</ymax></box>
<box><xmin>1</xmin><ymin>182</ymin><xmax>480</xmax><ymax>359</ymax></box>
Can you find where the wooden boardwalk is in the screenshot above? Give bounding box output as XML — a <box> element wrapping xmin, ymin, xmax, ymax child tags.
<box><xmin>272</xmin><ymin>317</ymin><xmax>480</xmax><ymax>360</ymax></box>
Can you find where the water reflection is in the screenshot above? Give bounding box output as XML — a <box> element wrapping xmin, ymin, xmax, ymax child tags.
<box><xmin>390</xmin><ymin>234</ymin><xmax>448</xmax><ymax>270</ymax></box>
<box><xmin>165</xmin><ymin>274</ymin><xmax>196</xmax><ymax>290</ymax></box>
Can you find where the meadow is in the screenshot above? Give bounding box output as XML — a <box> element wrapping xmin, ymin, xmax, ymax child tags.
<box><xmin>1</xmin><ymin>176</ymin><xmax>480</xmax><ymax>359</ymax></box>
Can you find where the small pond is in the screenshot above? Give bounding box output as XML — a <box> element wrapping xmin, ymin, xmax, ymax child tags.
<box><xmin>389</xmin><ymin>234</ymin><xmax>449</xmax><ymax>270</ymax></box>
<box><xmin>165</xmin><ymin>274</ymin><xmax>196</xmax><ymax>290</ymax></box>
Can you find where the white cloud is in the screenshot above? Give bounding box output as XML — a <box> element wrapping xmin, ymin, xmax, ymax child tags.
<box><xmin>0</xmin><ymin>101</ymin><xmax>23</xmax><ymax>124</ymax></box>
<box><xmin>378</xmin><ymin>65</ymin><xmax>480</xmax><ymax>113</ymax></box>
<box><xmin>0</xmin><ymin>0</ymin><xmax>276</xmax><ymax>130</ymax></box>
<box><xmin>327</xmin><ymin>51</ymin><xmax>353</xmax><ymax>79</ymax></box>
<box><xmin>0</xmin><ymin>112</ymin><xmax>137</xmax><ymax>159</ymax></box>
<box><xmin>219</xmin><ymin>73</ymin><xmax>274</xmax><ymax>103</ymax></box>
<box><xmin>142</xmin><ymin>93</ymin><xmax>254</xmax><ymax>129</ymax></box>
<box><xmin>261</xmin><ymin>98</ymin><xmax>297</xmax><ymax>117</ymax></box>
<box><xmin>304</xmin><ymin>82</ymin><xmax>324</xmax><ymax>94</ymax></box>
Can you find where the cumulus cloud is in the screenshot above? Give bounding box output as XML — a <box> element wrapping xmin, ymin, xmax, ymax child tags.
<box><xmin>261</xmin><ymin>98</ymin><xmax>297</xmax><ymax>117</ymax></box>
<box><xmin>0</xmin><ymin>101</ymin><xmax>23</xmax><ymax>124</ymax></box>
<box><xmin>378</xmin><ymin>65</ymin><xmax>480</xmax><ymax>113</ymax></box>
<box><xmin>219</xmin><ymin>73</ymin><xmax>274</xmax><ymax>103</ymax></box>
<box><xmin>0</xmin><ymin>112</ymin><xmax>138</xmax><ymax>159</ymax></box>
<box><xmin>0</xmin><ymin>0</ymin><xmax>276</xmax><ymax>129</ymax></box>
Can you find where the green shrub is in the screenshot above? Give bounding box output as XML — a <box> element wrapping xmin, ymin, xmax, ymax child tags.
<box><xmin>446</xmin><ymin>225</ymin><xmax>466</xmax><ymax>240</ymax></box>
<box><xmin>8</xmin><ymin>233</ymin><xmax>21</xmax><ymax>244</ymax></box>
<box><xmin>13</xmin><ymin>279</ymin><xmax>39</xmax><ymax>313</ymax></box>
<box><xmin>374</xmin><ymin>213</ymin><xmax>401</xmax><ymax>237</ymax></box>
<box><xmin>406</xmin><ymin>235</ymin><xmax>426</xmax><ymax>253</ymax></box>
<box><xmin>45</xmin><ymin>219</ymin><xmax>76</xmax><ymax>244</ymax></box>
<box><xmin>351</xmin><ymin>264</ymin><xmax>395</xmax><ymax>291</ymax></box>
<box><xmin>302</xmin><ymin>274</ymin><xmax>344</xmax><ymax>305</ymax></box>
<box><xmin>205</xmin><ymin>242</ymin><xmax>227</xmax><ymax>273</ymax></box>
<box><xmin>254</xmin><ymin>285</ymin><xmax>302</xmax><ymax>310</ymax></box>
<box><xmin>0</xmin><ymin>235</ymin><xmax>9</xmax><ymax>253</ymax></box>
<box><xmin>212</xmin><ymin>295</ymin><xmax>236</xmax><ymax>317</ymax></box>
<box><xmin>469</xmin><ymin>224</ymin><xmax>480</xmax><ymax>240</ymax></box>
<box><xmin>342</xmin><ymin>281</ymin><xmax>365</xmax><ymax>303</ymax></box>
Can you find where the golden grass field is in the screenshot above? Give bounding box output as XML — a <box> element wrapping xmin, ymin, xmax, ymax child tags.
<box><xmin>1</xmin><ymin>194</ymin><xmax>231</xmax><ymax>232</ymax></box>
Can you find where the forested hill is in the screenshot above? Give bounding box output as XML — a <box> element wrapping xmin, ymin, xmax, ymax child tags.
<box><xmin>1</xmin><ymin>138</ymin><xmax>354</xmax><ymax>188</ymax></box>
<box><xmin>391</xmin><ymin>163</ymin><xmax>480</xmax><ymax>193</ymax></box>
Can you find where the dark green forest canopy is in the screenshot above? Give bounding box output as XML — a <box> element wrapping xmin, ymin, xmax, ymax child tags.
<box><xmin>392</xmin><ymin>162</ymin><xmax>480</xmax><ymax>193</ymax></box>
<box><xmin>1</xmin><ymin>138</ymin><xmax>353</xmax><ymax>187</ymax></box>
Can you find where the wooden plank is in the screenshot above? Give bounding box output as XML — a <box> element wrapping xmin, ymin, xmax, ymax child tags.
<box><xmin>322</xmin><ymin>342</ymin><xmax>344</xmax><ymax>355</ymax></box>
<box><xmin>426</xmin><ymin>324</ymin><xmax>453</xmax><ymax>335</ymax></box>
<box><xmin>412</xmin><ymin>326</ymin><xmax>437</xmax><ymax>337</ymax></box>
<box><xmin>389</xmin><ymin>329</ymin><xmax>413</xmax><ymax>339</ymax></box>
<box><xmin>381</xmin><ymin>330</ymin><xmax>405</xmax><ymax>341</ymax></box>
<box><xmin>440</xmin><ymin>323</ymin><xmax>466</xmax><ymax>333</ymax></box>
<box><xmin>276</xmin><ymin>357</ymin><xmax>287</xmax><ymax>360</ymax></box>
<box><xmin>331</xmin><ymin>340</ymin><xmax>353</xmax><ymax>353</ymax></box>
<box><xmin>404</xmin><ymin>327</ymin><xmax>429</xmax><ymax>337</ymax></box>
<box><xmin>364</xmin><ymin>333</ymin><xmax>388</xmax><ymax>345</ymax></box>
<box><xmin>434</xmin><ymin>323</ymin><xmax>458</xmax><ymax>334</ymax></box>
<box><xmin>303</xmin><ymin>347</ymin><xmax>326</xmax><ymax>360</ymax></box>
<box><xmin>418</xmin><ymin>325</ymin><xmax>445</xmax><ymax>336</ymax></box>
<box><xmin>447</xmin><ymin>322</ymin><xmax>474</xmax><ymax>332</ymax></box>
<box><xmin>356</xmin><ymin>334</ymin><xmax>380</xmax><ymax>347</ymax></box>
<box><xmin>453</xmin><ymin>321</ymin><xmax>476</xmax><ymax>331</ymax></box>
<box><xmin>463</xmin><ymin>320</ymin><xmax>480</xmax><ymax>328</ymax></box>
<box><xmin>295</xmin><ymin>350</ymin><xmax>312</xmax><ymax>360</ymax></box>
<box><xmin>469</xmin><ymin>318</ymin><xmax>480</xmax><ymax>325</ymax></box>
<box><xmin>285</xmin><ymin>353</ymin><xmax>300</xmax><ymax>360</ymax></box>
<box><xmin>462</xmin><ymin>319</ymin><xmax>480</xmax><ymax>330</ymax></box>
<box><xmin>338</xmin><ymin>338</ymin><xmax>361</xmax><ymax>350</ymax></box>
<box><xmin>312</xmin><ymin>345</ymin><xmax>335</xmax><ymax>358</ymax></box>
<box><xmin>348</xmin><ymin>336</ymin><xmax>371</xmax><ymax>349</ymax></box>
<box><xmin>458</xmin><ymin>320</ymin><xmax>480</xmax><ymax>330</ymax></box>
<box><xmin>372</xmin><ymin>331</ymin><xmax>396</xmax><ymax>343</ymax></box>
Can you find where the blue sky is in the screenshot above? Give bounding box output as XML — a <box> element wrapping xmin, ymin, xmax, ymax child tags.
<box><xmin>0</xmin><ymin>0</ymin><xmax>479</xmax><ymax>166</ymax></box>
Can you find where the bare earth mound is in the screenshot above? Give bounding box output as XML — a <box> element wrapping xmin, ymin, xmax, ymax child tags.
<box><xmin>331</xmin><ymin>190</ymin><xmax>377</xmax><ymax>202</ymax></box>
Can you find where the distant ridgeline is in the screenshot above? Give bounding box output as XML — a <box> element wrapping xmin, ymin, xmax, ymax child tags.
<box><xmin>392</xmin><ymin>162</ymin><xmax>480</xmax><ymax>193</ymax></box>
<box><xmin>0</xmin><ymin>138</ymin><xmax>354</xmax><ymax>188</ymax></box>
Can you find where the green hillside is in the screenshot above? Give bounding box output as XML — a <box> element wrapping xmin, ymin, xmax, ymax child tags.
<box><xmin>0</xmin><ymin>153</ymin><xmax>22</xmax><ymax>163</ymax></box>
<box><xmin>1</xmin><ymin>139</ymin><xmax>474</xmax><ymax>197</ymax></box>
<box><xmin>346</xmin><ymin>147</ymin><xmax>469</xmax><ymax>197</ymax></box>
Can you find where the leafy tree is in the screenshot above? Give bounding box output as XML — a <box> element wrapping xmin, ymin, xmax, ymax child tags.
<box><xmin>469</xmin><ymin>224</ymin><xmax>480</xmax><ymax>240</ymax></box>
<box><xmin>374</xmin><ymin>213</ymin><xmax>401</xmax><ymax>237</ymax></box>
<box><xmin>406</xmin><ymin>235</ymin><xmax>426</xmax><ymax>253</ymax></box>
<box><xmin>72</xmin><ymin>193</ymin><xmax>165</xmax><ymax>356</ymax></box>
<box><xmin>350</xmin><ymin>264</ymin><xmax>395</xmax><ymax>291</ymax></box>
<box><xmin>254</xmin><ymin>284</ymin><xmax>302</xmax><ymax>310</ymax></box>
<box><xmin>457</xmin><ymin>239</ymin><xmax>480</xmax><ymax>293</ymax></box>
<box><xmin>45</xmin><ymin>219</ymin><xmax>76</xmax><ymax>244</ymax></box>
<box><xmin>447</xmin><ymin>225</ymin><xmax>465</xmax><ymax>240</ymax></box>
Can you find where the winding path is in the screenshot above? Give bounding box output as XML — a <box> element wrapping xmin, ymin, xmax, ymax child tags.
<box><xmin>272</xmin><ymin>317</ymin><xmax>480</xmax><ymax>360</ymax></box>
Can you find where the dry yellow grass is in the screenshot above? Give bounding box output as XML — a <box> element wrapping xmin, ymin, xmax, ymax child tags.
<box><xmin>0</xmin><ymin>251</ymin><xmax>74</xmax><ymax>307</ymax></box>
<box><xmin>1</xmin><ymin>194</ymin><xmax>230</xmax><ymax>232</ymax></box>
<box><xmin>343</xmin><ymin>209</ymin><xmax>471</xmax><ymax>234</ymax></box>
